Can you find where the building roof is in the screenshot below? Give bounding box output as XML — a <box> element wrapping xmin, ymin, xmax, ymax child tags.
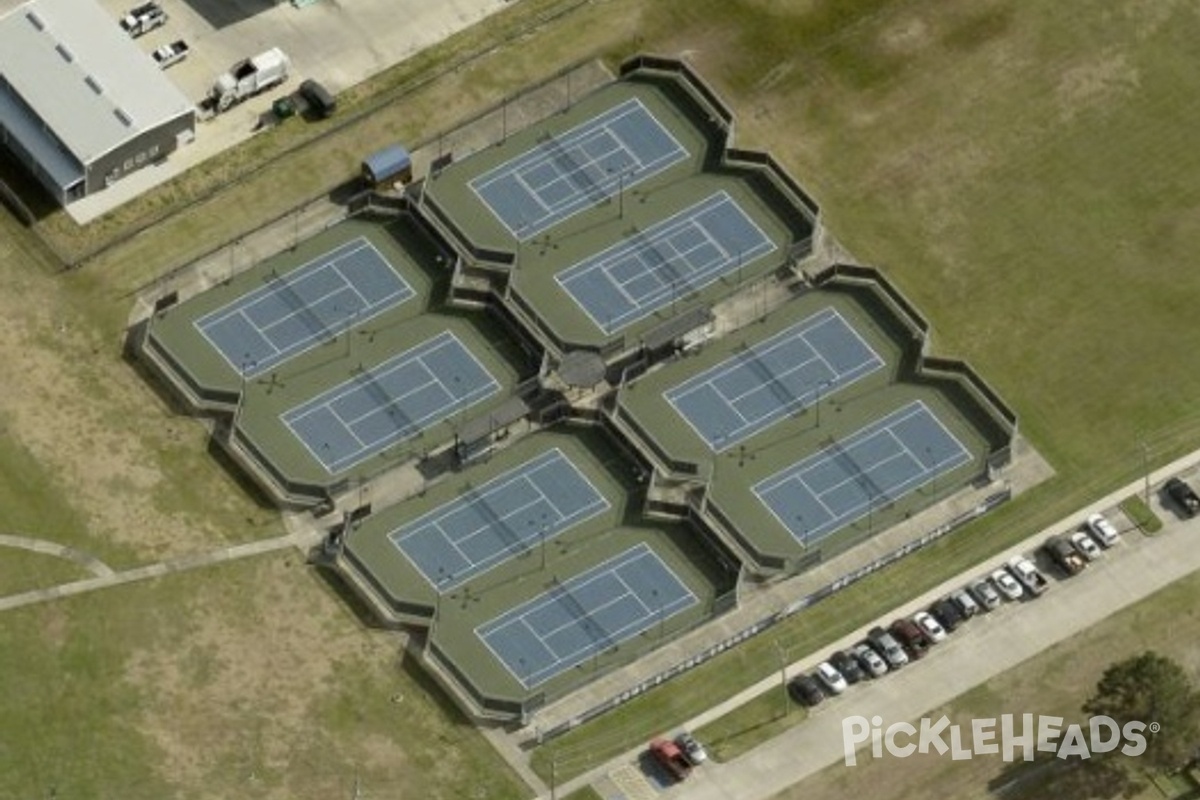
<box><xmin>0</xmin><ymin>0</ymin><xmax>193</xmax><ymax>166</ymax></box>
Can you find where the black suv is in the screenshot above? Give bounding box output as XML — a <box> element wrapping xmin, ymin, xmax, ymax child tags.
<box><xmin>788</xmin><ymin>674</ymin><xmax>825</xmax><ymax>706</ymax></box>
<box><xmin>830</xmin><ymin>650</ymin><xmax>864</xmax><ymax>685</ymax></box>
<box><xmin>930</xmin><ymin>597</ymin><xmax>965</xmax><ymax>632</ymax></box>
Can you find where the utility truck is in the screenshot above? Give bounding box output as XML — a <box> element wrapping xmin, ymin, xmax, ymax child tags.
<box><xmin>208</xmin><ymin>48</ymin><xmax>290</xmax><ymax>112</ymax></box>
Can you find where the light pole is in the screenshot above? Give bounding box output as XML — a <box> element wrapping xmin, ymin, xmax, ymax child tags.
<box><xmin>1140</xmin><ymin>439</ymin><xmax>1151</xmax><ymax>504</ymax></box>
<box><xmin>774</xmin><ymin>640</ymin><xmax>789</xmax><ymax>716</ymax></box>
<box><xmin>814</xmin><ymin>379</ymin><xmax>832</xmax><ymax>428</ymax></box>
<box><xmin>540</xmin><ymin>524</ymin><xmax>549</xmax><ymax>570</ymax></box>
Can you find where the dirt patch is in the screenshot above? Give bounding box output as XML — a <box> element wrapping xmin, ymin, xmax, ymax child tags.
<box><xmin>1055</xmin><ymin>50</ymin><xmax>1140</xmax><ymax>123</ymax></box>
<box><xmin>124</xmin><ymin>557</ymin><xmax>405</xmax><ymax>793</ymax></box>
<box><xmin>0</xmin><ymin>218</ymin><xmax>277</xmax><ymax>565</ymax></box>
<box><xmin>878</xmin><ymin>16</ymin><xmax>932</xmax><ymax>55</ymax></box>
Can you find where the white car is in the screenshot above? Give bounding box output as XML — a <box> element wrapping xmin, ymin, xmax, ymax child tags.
<box><xmin>1070</xmin><ymin>530</ymin><xmax>1102</xmax><ymax>561</ymax></box>
<box><xmin>912</xmin><ymin>611</ymin><xmax>947</xmax><ymax>643</ymax></box>
<box><xmin>676</xmin><ymin>731</ymin><xmax>708</xmax><ymax>765</ymax></box>
<box><xmin>815</xmin><ymin>661</ymin><xmax>848</xmax><ymax>694</ymax></box>
<box><xmin>991</xmin><ymin>568</ymin><xmax>1025</xmax><ymax>601</ymax></box>
<box><xmin>1086</xmin><ymin>513</ymin><xmax>1120</xmax><ymax>548</ymax></box>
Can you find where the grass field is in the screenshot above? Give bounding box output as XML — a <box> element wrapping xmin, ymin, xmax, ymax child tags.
<box><xmin>0</xmin><ymin>553</ymin><xmax>527</xmax><ymax>800</ymax></box>
<box><xmin>0</xmin><ymin>0</ymin><xmax>1197</xmax><ymax>795</ymax></box>
<box><xmin>771</xmin><ymin>565</ymin><xmax>1200</xmax><ymax>800</ymax></box>
<box><xmin>696</xmin><ymin>690</ymin><xmax>807</xmax><ymax>763</ymax></box>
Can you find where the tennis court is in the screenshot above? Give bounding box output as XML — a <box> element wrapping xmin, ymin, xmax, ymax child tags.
<box><xmin>281</xmin><ymin>331</ymin><xmax>499</xmax><ymax>473</ymax></box>
<box><xmin>477</xmin><ymin>543</ymin><xmax>697</xmax><ymax>688</ymax></box>
<box><xmin>555</xmin><ymin>191</ymin><xmax>777</xmax><ymax>335</ymax></box>
<box><xmin>664</xmin><ymin>308</ymin><xmax>884</xmax><ymax>451</ymax></box>
<box><xmin>391</xmin><ymin>448</ymin><xmax>610</xmax><ymax>591</ymax></box>
<box><xmin>196</xmin><ymin>238</ymin><xmax>413</xmax><ymax>377</ymax></box>
<box><xmin>469</xmin><ymin>97</ymin><xmax>687</xmax><ymax>240</ymax></box>
<box><xmin>753</xmin><ymin>401</ymin><xmax>972</xmax><ymax>544</ymax></box>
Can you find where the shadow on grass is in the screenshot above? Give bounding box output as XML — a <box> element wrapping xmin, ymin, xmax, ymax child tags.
<box><xmin>310</xmin><ymin>563</ymin><xmax>392</xmax><ymax>632</ymax></box>
<box><xmin>987</xmin><ymin>754</ymin><xmax>1144</xmax><ymax>799</ymax></box>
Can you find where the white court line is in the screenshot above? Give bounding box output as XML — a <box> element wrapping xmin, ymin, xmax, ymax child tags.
<box><xmin>429</xmin><ymin>518</ymin><xmax>474</xmax><ymax>567</ymax></box>
<box><xmin>524</xmin><ymin>581</ymin><xmax>699</xmax><ymax>687</ymax></box>
<box><xmin>562</xmin><ymin>192</ymin><xmax>778</xmax><ymax>333</ymax></box>
<box><xmin>753</xmin><ymin>401</ymin><xmax>972</xmax><ymax>543</ymax></box>
<box><xmin>195</xmin><ymin>238</ymin><xmax>412</xmax><ymax>376</ymax></box>
<box><xmin>469</xmin><ymin>98</ymin><xmax>688</xmax><ymax>239</ymax></box>
<box><xmin>391</xmin><ymin>449</ymin><xmax>610</xmax><ymax>591</ymax></box>
<box><xmin>476</xmin><ymin>544</ymin><xmax>698</xmax><ymax>687</ymax></box>
<box><xmin>394</xmin><ymin>449</ymin><xmax>568</xmax><ymax>545</ymax></box>
<box><xmin>513</xmin><ymin>171</ymin><xmax>552</xmax><ymax>214</ymax></box>
<box><xmin>282</xmin><ymin>332</ymin><xmax>498</xmax><ymax>473</ymax></box>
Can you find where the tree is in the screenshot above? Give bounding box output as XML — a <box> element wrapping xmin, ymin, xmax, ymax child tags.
<box><xmin>1084</xmin><ymin>651</ymin><xmax>1200</xmax><ymax>770</ymax></box>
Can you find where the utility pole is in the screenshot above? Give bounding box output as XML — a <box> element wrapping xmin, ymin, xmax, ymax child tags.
<box><xmin>1141</xmin><ymin>439</ymin><xmax>1151</xmax><ymax>504</ymax></box>
<box><xmin>774</xmin><ymin>640</ymin><xmax>789</xmax><ymax>716</ymax></box>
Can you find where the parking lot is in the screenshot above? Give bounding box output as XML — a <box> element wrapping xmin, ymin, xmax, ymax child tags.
<box><xmin>595</xmin><ymin>462</ymin><xmax>1200</xmax><ymax>799</ymax></box>
<box><xmin>0</xmin><ymin>0</ymin><xmax>509</xmax><ymax>220</ymax></box>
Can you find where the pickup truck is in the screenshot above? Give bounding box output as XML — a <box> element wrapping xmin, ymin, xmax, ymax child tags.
<box><xmin>1008</xmin><ymin>554</ymin><xmax>1049</xmax><ymax>596</ymax></box>
<box><xmin>1165</xmin><ymin>477</ymin><xmax>1200</xmax><ymax>517</ymax></box>
<box><xmin>120</xmin><ymin>2</ymin><xmax>167</xmax><ymax>37</ymax></box>
<box><xmin>151</xmin><ymin>39</ymin><xmax>189</xmax><ymax>69</ymax></box>
<box><xmin>1043</xmin><ymin>535</ymin><xmax>1086</xmax><ymax>576</ymax></box>
<box><xmin>649</xmin><ymin>738</ymin><xmax>692</xmax><ymax>783</ymax></box>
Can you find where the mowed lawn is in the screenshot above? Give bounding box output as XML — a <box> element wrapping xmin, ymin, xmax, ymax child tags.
<box><xmin>0</xmin><ymin>553</ymin><xmax>528</xmax><ymax>800</ymax></box>
<box><xmin>773</xmin><ymin>566</ymin><xmax>1200</xmax><ymax>800</ymax></box>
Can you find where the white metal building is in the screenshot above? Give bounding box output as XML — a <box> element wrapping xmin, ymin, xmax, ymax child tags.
<box><xmin>0</xmin><ymin>0</ymin><xmax>195</xmax><ymax>204</ymax></box>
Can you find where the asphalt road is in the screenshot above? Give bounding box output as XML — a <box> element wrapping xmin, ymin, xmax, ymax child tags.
<box><xmin>559</xmin><ymin>452</ymin><xmax>1200</xmax><ymax>800</ymax></box>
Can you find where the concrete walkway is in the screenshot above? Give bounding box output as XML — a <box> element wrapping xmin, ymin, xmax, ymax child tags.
<box><xmin>0</xmin><ymin>529</ymin><xmax>321</xmax><ymax>613</ymax></box>
<box><xmin>550</xmin><ymin>449</ymin><xmax>1200</xmax><ymax>799</ymax></box>
<box><xmin>0</xmin><ymin>532</ymin><xmax>115</xmax><ymax>577</ymax></box>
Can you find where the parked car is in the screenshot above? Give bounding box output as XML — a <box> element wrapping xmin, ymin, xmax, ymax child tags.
<box><xmin>930</xmin><ymin>597</ymin><xmax>966</xmax><ymax>631</ymax></box>
<box><xmin>867</xmin><ymin>626</ymin><xmax>909</xmax><ymax>670</ymax></box>
<box><xmin>913</xmin><ymin>611</ymin><xmax>947</xmax><ymax>643</ymax></box>
<box><xmin>815</xmin><ymin>661</ymin><xmax>848</xmax><ymax>694</ymax></box>
<box><xmin>1085</xmin><ymin>513</ymin><xmax>1120</xmax><ymax>548</ymax></box>
<box><xmin>676</xmin><ymin>731</ymin><xmax>708</xmax><ymax>765</ymax></box>
<box><xmin>120</xmin><ymin>1</ymin><xmax>166</xmax><ymax>37</ymax></box>
<box><xmin>1165</xmin><ymin>477</ymin><xmax>1200</xmax><ymax>517</ymax></box>
<box><xmin>969</xmin><ymin>579</ymin><xmax>1002</xmax><ymax>611</ymax></box>
<box><xmin>852</xmin><ymin>642</ymin><xmax>889</xmax><ymax>678</ymax></box>
<box><xmin>951</xmin><ymin>588</ymin><xmax>980</xmax><ymax>618</ymax></box>
<box><xmin>890</xmin><ymin>617</ymin><xmax>931</xmax><ymax>660</ymax></box>
<box><xmin>789</xmin><ymin>674</ymin><xmax>825</xmax><ymax>706</ymax></box>
<box><xmin>991</xmin><ymin>568</ymin><xmax>1025</xmax><ymax>601</ymax></box>
<box><xmin>299</xmin><ymin>78</ymin><xmax>337</xmax><ymax>118</ymax></box>
<box><xmin>1070</xmin><ymin>530</ymin><xmax>1102</xmax><ymax>561</ymax></box>
<box><xmin>1008</xmin><ymin>555</ymin><xmax>1050</xmax><ymax>596</ymax></box>
<box><xmin>830</xmin><ymin>650</ymin><xmax>865</xmax><ymax>685</ymax></box>
<box><xmin>151</xmin><ymin>39</ymin><xmax>189</xmax><ymax>70</ymax></box>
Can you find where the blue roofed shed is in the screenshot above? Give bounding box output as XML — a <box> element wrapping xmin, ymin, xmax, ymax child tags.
<box><xmin>362</xmin><ymin>144</ymin><xmax>412</xmax><ymax>186</ymax></box>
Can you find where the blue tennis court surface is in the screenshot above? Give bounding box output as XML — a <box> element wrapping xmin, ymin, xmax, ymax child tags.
<box><xmin>196</xmin><ymin>238</ymin><xmax>413</xmax><ymax>377</ymax></box>
<box><xmin>556</xmin><ymin>191</ymin><xmax>777</xmax><ymax>335</ymax></box>
<box><xmin>754</xmin><ymin>401</ymin><xmax>972</xmax><ymax>544</ymax></box>
<box><xmin>665</xmin><ymin>308</ymin><xmax>884</xmax><ymax>451</ymax></box>
<box><xmin>281</xmin><ymin>331</ymin><xmax>499</xmax><ymax>473</ymax></box>
<box><xmin>391</xmin><ymin>448</ymin><xmax>609</xmax><ymax>591</ymax></box>
<box><xmin>469</xmin><ymin>98</ymin><xmax>687</xmax><ymax>240</ymax></box>
<box><xmin>477</xmin><ymin>543</ymin><xmax>697</xmax><ymax>688</ymax></box>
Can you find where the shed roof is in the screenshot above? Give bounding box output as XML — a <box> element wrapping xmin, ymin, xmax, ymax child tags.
<box><xmin>0</xmin><ymin>0</ymin><xmax>194</xmax><ymax>165</ymax></box>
